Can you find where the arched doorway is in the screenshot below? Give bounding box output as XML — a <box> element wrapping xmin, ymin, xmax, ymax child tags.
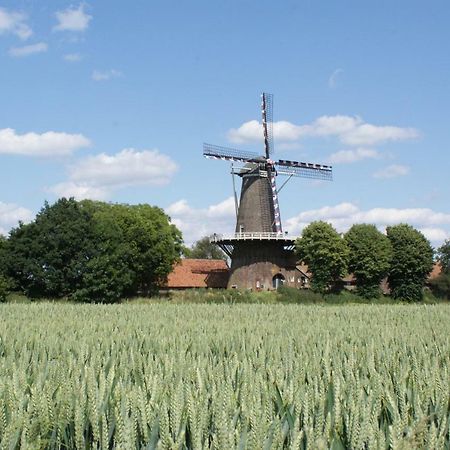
<box><xmin>272</xmin><ymin>273</ymin><xmax>285</xmax><ymax>289</ymax></box>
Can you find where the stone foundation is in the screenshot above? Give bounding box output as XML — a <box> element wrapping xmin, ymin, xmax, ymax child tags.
<box><xmin>228</xmin><ymin>241</ymin><xmax>301</xmax><ymax>290</ymax></box>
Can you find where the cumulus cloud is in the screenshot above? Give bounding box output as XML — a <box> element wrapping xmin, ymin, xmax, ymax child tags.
<box><xmin>49</xmin><ymin>182</ymin><xmax>109</xmax><ymax>201</ymax></box>
<box><xmin>419</xmin><ymin>228</ymin><xmax>449</xmax><ymax>243</ymax></box>
<box><xmin>0</xmin><ymin>128</ymin><xmax>90</xmax><ymax>156</ymax></box>
<box><xmin>373</xmin><ymin>164</ymin><xmax>410</xmax><ymax>179</ymax></box>
<box><xmin>0</xmin><ymin>7</ymin><xmax>32</xmax><ymax>40</ymax></box>
<box><xmin>285</xmin><ymin>202</ymin><xmax>450</xmax><ymax>245</ymax></box>
<box><xmin>328</xmin><ymin>68</ymin><xmax>343</xmax><ymax>88</ymax></box>
<box><xmin>9</xmin><ymin>42</ymin><xmax>47</xmax><ymax>57</ymax></box>
<box><xmin>54</xmin><ymin>4</ymin><xmax>92</xmax><ymax>32</ymax></box>
<box><xmin>63</xmin><ymin>52</ymin><xmax>82</xmax><ymax>62</ymax></box>
<box><xmin>92</xmin><ymin>69</ymin><xmax>122</xmax><ymax>81</ymax></box>
<box><xmin>166</xmin><ymin>197</ymin><xmax>235</xmax><ymax>245</ymax></box>
<box><xmin>228</xmin><ymin>115</ymin><xmax>419</xmax><ymax>148</ymax></box>
<box><xmin>228</xmin><ymin>120</ymin><xmax>304</xmax><ymax>144</ymax></box>
<box><xmin>0</xmin><ymin>201</ymin><xmax>33</xmax><ymax>235</ymax></box>
<box><xmin>328</xmin><ymin>148</ymin><xmax>380</xmax><ymax>164</ymax></box>
<box><xmin>48</xmin><ymin>148</ymin><xmax>178</xmax><ymax>200</ymax></box>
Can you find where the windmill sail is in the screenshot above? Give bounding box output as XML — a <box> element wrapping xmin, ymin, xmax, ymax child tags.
<box><xmin>261</xmin><ymin>93</ymin><xmax>274</xmax><ymax>159</ymax></box>
<box><xmin>269</xmin><ymin>168</ymin><xmax>282</xmax><ymax>233</ymax></box>
<box><xmin>276</xmin><ymin>159</ymin><xmax>333</xmax><ymax>180</ymax></box>
<box><xmin>203</xmin><ymin>143</ymin><xmax>260</xmax><ymax>164</ymax></box>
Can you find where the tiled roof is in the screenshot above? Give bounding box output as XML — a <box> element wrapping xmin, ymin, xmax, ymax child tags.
<box><xmin>296</xmin><ymin>263</ymin><xmax>311</xmax><ymax>278</ymax></box>
<box><xmin>165</xmin><ymin>258</ymin><xmax>229</xmax><ymax>289</ymax></box>
<box><xmin>428</xmin><ymin>262</ymin><xmax>442</xmax><ymax>280</ymax></box>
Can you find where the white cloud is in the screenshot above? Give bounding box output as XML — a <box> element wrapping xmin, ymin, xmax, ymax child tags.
<box><xmin>92</xmin><ymin>69</ymin><xmax>122</xmax><ymax>81</ymax></box>
<box><xmin>328</xmin><ymin>148</ymin><xmax>380</xmax><ymax>164</ymax></box>
<box><xmin>285</xmin><ymin>202</ymin><xmax>450</xmax><ymax>245</ymax></box>
<box><xmin>373</xmin><ymin>164</ymin><xmax>410</xmax><ymax>179</ymax></box>
<box><xmin>63</xmin><ymin>52</ymin><xmax>82</xmax><ymax>62</ymax></box>
<box><xmin>0</xmin><ymin>7</ymin><xmax>32</xmax><ymax>40</ymax></box>
<box><xmin>166</xmin><ymin>197</ymin><xmax>450</xmax><ymax>246</ymax></box>
<box><xmin>54</xmin><ymin>4</ymin><xmax>92</xmax><ymax>32</ymax></box>
<box><xmin>228</xmin><ymin>120</ymin><xmax>304</xmax><ymax>144</ymax></box>
<box><xmin>341</xmin><ymin>123</ymin><xmax>419</xmax><ymax>146</ymax></box>
<box><xmin>419</xmin><ymin>227</ymin><xmax>449</xmax><ymax>243</ymax></box>
<box><xmin>0</xmin><ymin>201</ymin><xmax>33</xmax><ymax>235</ymax></box>
<box><xmin>0</xmin><ymin>128</ymin><xmax>90</xmax><ymax>156</ymax></box>
<box><xmin>70</xmin><ymin>149</ymin><xmax>177</xmax><ymax>186</ymax></box>
<box><xmin>228</xmin><ymin>115</ymin><xmax>419</xmax><ymax>148</ymax></box>
<box><xmin>48</xmin><ymin>148</ymin><xmax>178</xmax><ymax>200</ymax></box>
<box><xmin>328</xmin><ymin>68</ymin><xmax>343</xmax><ymax>88</ymax></box>
<box><xmin>166</xmin><ymin>197</ymin><xmax>236</xmax><ymax>245</ymax></box>
<box><xmin>9</xmin><ymin>42</ymin><xmax>47</xmax><ymax>57</ymax></box>
<box><xmin>49</xmin><ymin>182</ymin><xmax>109</xmax><ymax>201</ymax></box>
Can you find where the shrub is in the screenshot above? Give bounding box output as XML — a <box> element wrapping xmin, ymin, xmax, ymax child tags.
<box><xmin>429</xmin><ymin>273</ymin><xmax>450</xmax><ymax>300</ymax></box>
<box><xmin>0</xmin><ymin>275</ymin><xmax>10</xmax><ymax>302</ymax></box>
<box><xmin>276</xmin><ymin>285</ymin><xmax>324</xmax><ymax>303</ymax></box>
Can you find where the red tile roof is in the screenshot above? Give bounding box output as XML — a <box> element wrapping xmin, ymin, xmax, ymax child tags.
<box><xmin>428</xmin><ymin>262</ymin><xmax>442</xmax><ymax>280</ymax></box>
<box><xmin>165</xmin><ymin>258</ymin><xmax>229</xmax><ymax>289</ymax></box>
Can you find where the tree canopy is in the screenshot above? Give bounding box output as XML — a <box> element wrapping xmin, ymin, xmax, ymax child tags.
<box><xmin>345</xmin><ymin>224</ymin><xmax>392</xmax><ymax>298</ymax></box>
<box><xmin>437</xmin><ymin>239</ymin><xmax>450</xmax><ymax>274</ymax></box>
<box><xmin>295</xmin><ymin>221</ymin><xmax>348</xmax><ymax>294</ymax></box>
<box><xmin>185</xmin><ymin>236</ymin><xmax>227</xmax><ymax>260</ymax></box>
<box><xmin>2</xmin><ymin>198</ymin><xmax>182</xmax><ymax>302</ymax></box>
<box><xmin>386</xmin><ymin>224</ymin><xmax>434</xmax><ymax>301</ymax></box>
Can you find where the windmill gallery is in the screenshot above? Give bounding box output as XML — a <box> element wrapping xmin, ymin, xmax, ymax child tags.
<box><xmin>203</xmin><ymin>93</ymin><xmax>333</xmax><ymax>291</ymax></box>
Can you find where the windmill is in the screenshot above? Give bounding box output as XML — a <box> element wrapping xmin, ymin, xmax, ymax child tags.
<box><xmin>203</xmin><ymin>93</ymin><xmax>333</xmax><ymax>290</ymax></box>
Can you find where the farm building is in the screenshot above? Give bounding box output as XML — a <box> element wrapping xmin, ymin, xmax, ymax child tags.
<box><xmin>165</xmin><ymin>258</ymin><xmax>229</xmax><ymax>290</ymax></box>
<box><xmin>165</xmin><ymin>257</ymin><xmax>311</xmax><ymax>291</ymax></box>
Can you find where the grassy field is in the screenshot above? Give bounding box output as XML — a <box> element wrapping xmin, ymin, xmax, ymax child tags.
<box><xmin>0</xmin><ymin>303</ymin><xmax>449</xmax><ymax>449</ymax></box>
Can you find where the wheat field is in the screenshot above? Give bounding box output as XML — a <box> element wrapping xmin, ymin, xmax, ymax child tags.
<box><xmin>0</xmin><ymin>303</ymin><xmax>449</xmax><ymax>449</ymax></box>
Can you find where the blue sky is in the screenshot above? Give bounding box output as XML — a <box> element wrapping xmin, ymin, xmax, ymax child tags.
<box><xmin>1</xmin><ymin>1</ymin><xmax>449</xmax><ymax>246</ymax></box>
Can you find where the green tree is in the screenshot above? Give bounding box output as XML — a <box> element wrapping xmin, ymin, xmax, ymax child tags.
<box><xmin>3</xmin><ymin>198</ymin><xmax>183</xmax><ymax>302</ymax></box>
<box><xmin>0</xmin><ymin>236</ymin><xmax>12</xmax><ymax>302</ymax></box>
<box><xmin>386</xmin><ymin>224</ymin><xmax>434</xmax><ymax>301</ymax></box>
<box><xmin>0</xmin><ymin>235</ymin><xmax>6</xmax><ymax>276</ymax></box>
<box><xmin>429</xmin><ymin>273</ymin><xmax>450</xmax><ymax>300</ymax></box>
<box><xmin>295</xmin><ymin>221</ymin><xmax>348</xmax><ymax>294</ymax></box>
<box><xmin>345</xmin><ymin>224</ymin><xmax>392</xmax><ymax>298</ymax></box>
<box><xmin>85</xmin><ymin>201</ymin><xmax>183</xmax><ymax>297</ymax></box>
<box><xmin>436</xmin><ymin>239</ymin><xmax>450</xmax><ymax>274</ymax></box>
<box><xmin>4</xmin><ymin>198</ymin><xmax>96</xmax><ymax>298</ymax></box>
<box><xmin>187</xmin><ymin>236</ymin><xmax>227</xmax><ymax>260</ymax></box>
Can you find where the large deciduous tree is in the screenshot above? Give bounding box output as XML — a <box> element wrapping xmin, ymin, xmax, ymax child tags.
<box><xmin>429</xmin><ymin>239</ymin><xmax>450</xmax><ymax>299</ymax></box>
<box><xmin>186</xmin><ymin>236</ymin><xmax>227</xmax><ymax>260</ymax></box>
<box><xmin>436</xmin><ymin>239</ymin><xmax>450</xmax><ymax>274</ymax></box>
<box><xmin>3</xmin><ymin>198</ymin><xmax>182</xmax><ymax>302</ymax></box>
<box><xmin>5</xmin><ymin>198</ymin><xmax>95</xmax><ymax>298</ymax></box>
<box><xmin>345</xmin><ymin>224</ymin><xmax>392</xmax><ymax>298</ymax></box>
<box><xmin>386</xmin><ymin>224</ymin><xmax>434</xmax><ymax>301</ymax></box>
<box><xmin>295</xmin><ymin>221</ymin><xmax>348</xmax><ymax>294</ymax></box>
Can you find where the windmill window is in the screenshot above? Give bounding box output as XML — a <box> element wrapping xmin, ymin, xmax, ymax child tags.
<box><xmin>290</xmin><ymin>276</ymin><xmax>295</xmax><ymax>282</ymax></box>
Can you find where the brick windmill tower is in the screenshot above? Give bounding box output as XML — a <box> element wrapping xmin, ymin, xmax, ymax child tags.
<box><xmin>204</xmin><ymin>93</ymin><xmax>333</xmax><ymax>290</ymax></box>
